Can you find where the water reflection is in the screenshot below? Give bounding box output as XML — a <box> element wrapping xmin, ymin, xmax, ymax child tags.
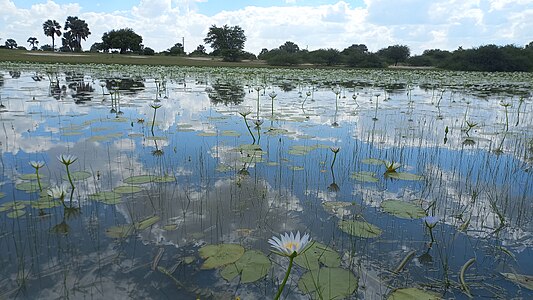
<box><xmin>0</xmin><ymin>64</ymin><xmax>532</xmax><ymax>299</ymax></box>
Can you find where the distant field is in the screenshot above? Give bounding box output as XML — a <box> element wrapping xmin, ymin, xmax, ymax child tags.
<box><xmin>0</xmin><ymin>49</ymin><xmax>270</xmax><ymax>68</ymax></box>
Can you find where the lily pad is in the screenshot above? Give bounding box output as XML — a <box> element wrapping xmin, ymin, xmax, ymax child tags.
<box><xmin>361</xmin><ymin>158</ymin><xmax>386</xmax><ymax>165</ymax></box>
<box><xmin>20</xmin><ymin>173</ymin><xmax>46</xmax><ymax>180</ymax></box>
<box><xmin>124</xmin><ymin>175</ymin><xmax>154</xmax><ymax>184</ymax></box>
<box><xmin>381</xmin><ymin>200</ymin><xmax>427</xmax><ymax>219</ymax></box>
<box><xmin>298</xmin><ymin>267</ymin><xmax>358</xmax><ymax>299</ymax></box>
<box><xmin>113</xmin><ymin>185</ymin><xmax>143</xmax><ymax>194</ymax></box>
<box><xmin>501</xmin><ymin>273</ymin><xmax>533</xmax><ymax>291</ymax></box>
<box><xmin>135</xmin><ymin>215</ymin><xmax>161</xmax><ymax>230</ymax></box>
<box><xmin>338</xmin><ymin>220</ymin><xmax>382</xmax><ymax>238</ymax></box>
<box><xmin>385</xmin><ymin>172</ymin><xmax>424</xmax><ymax>181</ymax></box>
<box><xmin>15</xmin><ymin>181</ymin><xmax>48</xmax><ymax>192</ymax></box>
<box><xmin>89</xmin><ymin>191</ymin><xmax>122</xmax><ymax>204</ymax></box>
<box><xmin>0</xmin><ymin>192</ymin><xmax>5</xmax><ymax>198</ymax></box>
<box><xmin>294</xmin><ymin>242</ymin><xmax>340</xmax><ymax>270</ymax></box>
<box><xmin>31</xmin><ymin>199</ymin><xmax>62</xmax><ymax>209</ymax></box>
<box><xmin>351</xmin><ymin>171</ymin><xmax>379</xmax><ymax>183</ymax></box>
<box><xmin>220</xmin><ymin>250</ymin><xmax>271</xmax><ymax>283</ymax></box>
<box><xmin>105</xmin><ymin>225</ymin><xmax>134</xmax><ymax>238</ymax></box>
<box><xmin>199</xmin><ymin>244</ymin><xmax>245</xmax><ymax>269</ymax></box>
<box><xmin>153</xmin><ymin>175</ymin><xmax>176</xmax><ymax>183</ymax></box>
<box><xmin>221</xmin><ymin>130</ymin><xmax>241</xmax><ymax>137</ymax></box>
<box><xmin>63</xmin><ymin>171</ymin><xmax>92</xmax><ymax>181</ymax></box>
<box><xmin>387</xmin><ymin>287</ymin><xmax>441</xmax><ymax>299</ymax></box>
<box><xmin>7</xmin><ymin>209</ymin><xmax>26</xmax><ymax>218</ymax></box>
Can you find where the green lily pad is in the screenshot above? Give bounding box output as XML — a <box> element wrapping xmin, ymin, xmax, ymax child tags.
<box><xmin>7</xmin><ymin>209</ymin><xmax>26</xmax><ymax>218</ymax></box>
<box><xmin>361</xmin><ymin>158</ymin><xmax>386</xmax><ymax>165</ymax></box>
<box><xmin>20</xmin><ymin>173</ymin><xmax>46</xmax><ymax>180</ymax></box>
<box><xmin>294</xmin><ymin>242</ymin><xmax>340</xmax><ymax>270</ymax></box>
<box><xmin>385</xmin><ymin>172</ymin><xmax>424</xmax><ymax>181</ymax></box>
<box><xmin>339</xmin><ymin>220</ymin><xmax>382</xmax><ymax>238</ymax></box>
<box><xmin>1</xmin><ymin>201</ymin><xmax>27</xmax><ymax>211</ymax></box>
<box><xmin>32</xmin><ymin>199</ymin><xmax>62</xmax><ymax>209</ymax></box>
<box><xmin>351</xmin><ymin>171</ymin><xmax>379</xmax><ymax>183</ymax></box>
<box><xmin>15</xmin><ymin>181</ymin><xmax>48</xmax><ymax>192</ymax></box>
<box><xmin>105</xmin><ymin>225</ymin><xmax>134</xmax><ymax>238</ymax></box>
<box><xmin>199</xmin><ymin>244</ymin><xmax>245</xmax><ymax>269</ymax></box>
<box><xmin>63</xmin><ymin>171</ymin><xmax>92</xmax><ymax>181</ymax></box>
<box><xmin>220</xmin><ymin>250</ymin><xmax>271</xmax><ymax>283</ymax></box>
<box><xmin>387</xmin><ymin>287</ymin><xmax>441</xmax><ymax>299</ymax></box>
<box><xmin>197</xmin><ymin>131</ymin><xmax>217</xmax><ymax>137</ymax></box>
<box><xmin>221</xmin><ymin>130</ymin><xmax>241</xmax><ymax>137</ymax></box>
<box><xmin>298</xmin><ymin>267</ymin><xmax>358</xmax><ymax>299</ymax></box>
<box><xmin>113</xmin><ymin>185</ymin><xmax>143</xmax><ymax>194</ymax></box>
<box><xmin>381</xmin><ymin>200</ymin><xmax>427</xmax><ymax>219</ymax></box>
<box><xmin>145</xmin><ymin>136</ymin><xmax>168</xmax><ymax>141</ymax></box>
<box><xmin>89</xmin><ymin>191</ymin><xmax>122</xmax><ymax>204</ymax></box>
<box><xmin>0</xmin><ymin>192</ymin><xmax>5</xmax><ymax>198</ymax></box>
<box><xmin>124</xmin><ymin>175</ymin><xmax>154</xmax><ymax>184</ymax></box>
<box><xmin>153</xmin><ymin>175</ymin><xmax>176</xmax><ymax>183</ymax></box>
<box><xmin>501</xmin><ymin>273</ymin><xmax>533</xmax><ymax>291</ymax></box>
<box><xmin>135</xmin><ymin>215</ymin><xmax>160</xmax><ymax>230</ymax></box>
<box><xmin>183</xmin><ymin>256</ymin><xmax>195</xmax><ymax>264</ymax></box>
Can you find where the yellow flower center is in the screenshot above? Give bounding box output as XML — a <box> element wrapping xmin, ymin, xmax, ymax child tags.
<box><xmin>284</xmin><ymin>242</ymin><xmax>299</xmax><ymax>252</ymax></box>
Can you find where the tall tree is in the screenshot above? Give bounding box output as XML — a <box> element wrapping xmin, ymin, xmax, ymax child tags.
<box><xmin>101</xmin><ymin>28</ymin><xmax>143</xmax><ymax>54</ymax></box>
<box><xmin>60</xmin><ymin>31</ymin><xmax>77</xmax><ymax>52</ymax></box>
<box><xmin>5</xmin><ymin>39</ymin><xmax>17</xmax><ymax>49</ymax></box>
<box><xmin>279</xmin><ymin>41</ymin><xmax>300</xmax><ymax>53</ymax></box>
<box><xmin>204</xmin><ymin>24</ymin><xmax>246</xmax><ymax>61</ymax></box>
<box><xmin>377</xmin><ymin>45</ymin><xmax>410</xmax><ymax>66</ymax></box>
<box><xmin>42</xmin><ymin>19</ymin><xmax>62</xmax><ymax>51</ymax></box>
<box><xmin>64</xmin><ymin>16</ymin><xmax>91</xmax><ymax>51</ymax></box>
<box><xmin>27</xmin><ymin>37</ymin><xmax>39</xmax><ymax>50</ymax></box>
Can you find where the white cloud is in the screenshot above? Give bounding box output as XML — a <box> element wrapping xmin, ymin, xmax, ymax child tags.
<box><xmin>0</xmin><ymin>0</ymin><xmax>531</xmax><ymax>55</ymax></box>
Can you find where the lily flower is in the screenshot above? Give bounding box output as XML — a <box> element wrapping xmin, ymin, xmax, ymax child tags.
<box><xmin>29</xmin><ymin>161</ymin><xmax>45</xmax><ymax>169</ymax></box>
<box><xmin>268</xmin><ymin>231</ymin><xmax>311</xmax><ymax>257</ymax></box>
<box><xmin>58</xmin><ymin>154</ymin><xmax>78</xmax><ymax>166</ymax></box>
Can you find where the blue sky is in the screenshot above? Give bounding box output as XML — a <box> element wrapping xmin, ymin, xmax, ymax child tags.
<box><xmin>1</xmin><ymin>0</ymin><xmax>532</xmax><ymax>55</ymax></box>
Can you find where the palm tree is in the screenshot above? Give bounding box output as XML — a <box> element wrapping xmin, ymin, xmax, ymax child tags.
<box><xmin>64</xmin><ymin>16</ymin><xmax>90</xmax><ymax>51</ymax></box>
<box><xmin>42</xmin><ymin>19</ymin><xmax>62</xmax><ymax>51</ymax></box>
<box><xmin>27</xmin><ymin>37</ymin><xmax>39</xmax><ymax>50</ymax></box>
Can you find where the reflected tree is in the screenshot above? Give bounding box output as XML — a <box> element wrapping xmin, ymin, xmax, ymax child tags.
<box><xmin>207</xmin><ymin>80</ymin><xmax>246</xmax><ymax>105</ymax></box>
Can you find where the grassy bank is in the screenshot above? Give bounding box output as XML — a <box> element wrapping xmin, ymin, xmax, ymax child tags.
<box><xmin>0</xmin><ymin>49</ymin><xmax>271</xmax><ymax>68</ymax></box>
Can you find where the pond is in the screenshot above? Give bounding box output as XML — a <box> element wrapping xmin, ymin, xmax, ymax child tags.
<box><xmin>0</xmin><ymin>63</ymin><xmax>532</xmax><ymax>299</ymax></box>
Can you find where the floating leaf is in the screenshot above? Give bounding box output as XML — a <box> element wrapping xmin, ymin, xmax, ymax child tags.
<box><xmin>0</xmin><ymin>192</ymin><xmax>5</xmax><ymax>198</ymax></box>
<box><xmin>32</xmin><ymin>199</ymin><xmax>62</xmax><ymax>209</ymax></box>
<box><xmin>15</xmin><ymin>181</ymin><xmax>48</xmax><ymax>192</ymax></box>
<box><xmin>89</xmin><ymin>191</ymin><xmax>122</xmax><ymax>204</ymax></box>
<box><xmin>199</xmin><ymin>244</ymin><xmax>245</xmax><ymax>269</ymax></box>
<box><xmin>113</xmin><ymin>185</ymin><xmax>143</xmax><ymax>194</ymax></box>
<box><xmin>351</xmin><ymin>171</ymin><xmax>379</xmax><ymax>183</ymax></box>
<box><xmin>338</xmin><ymin>220</ymin><xmax>382</xmax><ymax>238</ymax></box>
<box><xmin>63</xmin><ymin>171</ymin><xmax>92</xmax><ymax>181</ymax></box>
<box><xmin>7</xmin><ymin>209</ymin><xmax>26</xmax><ymax>218</ymax></box>
<box><xmin>385</xmin><ymin>172</ymin><xmax>424</xmax><ymax>181</ymax></box>
<box><xmin>197</xmin><ymin>131</ymin><xmax>217</xmax><ymax>137</ymax></box>
<box><xmin>163</xmin><ymin>224</ymin><xmax>179</xmax><ymax>231</ymax></box>
<box><xmin>501</xmin><ymin>273</ymin><xmax>533</xmax><ymax>291</ymax></box>
<box><xmin>221</xmin><ymin>130</ymin><xmax>241</xmax><ymax>137</ymax></box>
<box><xmin>20</xmin><ymin>173</ymin><xmax>46</xmax><ymax>180</ymax></box>
<box><xmin>294</xmin><ymin>242</ymin><xmax>340</xmax><ymax>270</ymax></box>
<box><xmin>135</xmin><ymin>215</ymin><xmax>160</xmax><ymax>230</ymax></box>
<box><xmin>220</xmin><ymin>250</ymin><xmax>271</xmax><ymax>283</ymax></box>
<box><xmin>298</xmin><ymin>267</ymin><xmax>358</xmax><ymax>299</ymax></box>
<box><xmin>183</xmin><ymin>256</ymin><xmax>195</xmax><ymax>264</ymax></box>
<box><xmin>153</xmin><ymin>175</ymin><xmax>176</xmax><ymax>183</ymax></box>
<box><xmin>105</xmin><ymin>225</ymin><xmax>134</xmax><ymax>238</ymax></box>
<box><xmin>381</xmin><ymin>200</ymin><xmax>427</xmax><ymax>219</ymax></box>
<box><xmin>361</xmin><ymin>158</ymin><xmax>386</xmax><ymax>165</ymax></box>
<box><xmin>387</xmin><ymin>287</ymin><xmax>441</xmax><ymax>299</ymax></box>
<box><xmin>124</xmin><ymin>175</ymin><xmax>154</xmax><ymax>184</ymax></box>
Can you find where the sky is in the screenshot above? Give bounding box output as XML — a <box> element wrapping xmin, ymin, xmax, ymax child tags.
<box><xmin>1</xmin><ymin>0</ymin><xmax>532</xmax><ymax>55</ymax></box>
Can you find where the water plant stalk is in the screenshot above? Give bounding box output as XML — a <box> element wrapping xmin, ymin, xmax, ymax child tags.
<box><xmin>274</xmin><ymin>252</ymin><xmax>296</xmax><ymax>300</ymax></box>
<box><xmin>459</xmin><ymin>258</ymin><xmax>476</xmax><ymax>298</ymax></box>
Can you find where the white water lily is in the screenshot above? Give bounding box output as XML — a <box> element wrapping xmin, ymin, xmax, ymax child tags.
<box><xmin>268</xmin><ymin>231</ymin><xmax>311</xmax><ymax>256</ymax></box>
<box><xmin>58</xmin><ymin>154</ymin><xmax>77</xmax><ymax>165</ymax></box>
<box><xmin>29</xmin><ymin>161</ymin><xmax>45</xmax><ymax>169</ymax></box>
<box><xmin>48</xmin><ymin>185</ymin><xmax>68</xmax><ymax>199</ymax></box>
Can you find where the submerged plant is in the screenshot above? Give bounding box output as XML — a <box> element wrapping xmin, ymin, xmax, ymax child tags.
<box><xmin>150</xmin><ymin>102</ymin><xmax>162</xmax><ymax>133</ymax></box>
<box><xmin>422</xmin><ymin>216</ymin><xmax>440</xmax><ymax>244</ymax></box>
<box><xmin>29</xmin><ymin>161</ymin><xmax>45</xmax><ymax>192</ymax></box>
<box><xmin>268</xmin><ymin>91</ymin><xmax>277</xmax><ymax>117</ymax></box>
<box><xmin>269</xmin><ymin>231</ymin><xmax>311</xmax><ymax>300</ymax></box>
<box><xmin>58</xmin><ymin>154</ymin><xmax>77</xmax><ymax>200</ymax></box>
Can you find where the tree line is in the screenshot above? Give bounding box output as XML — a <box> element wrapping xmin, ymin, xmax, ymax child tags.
<box><xmin>2</xmin><ymin>19</ymin><xmax>532</xmax><ymax>72</ymax></box>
